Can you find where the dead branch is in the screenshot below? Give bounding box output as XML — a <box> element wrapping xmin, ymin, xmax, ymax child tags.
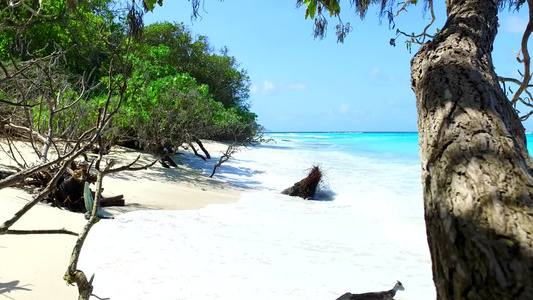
<box><xmin>64</xmin><ymin>127</ymin><xmax>157</xmax><ymax>299</ymax></box>
<box><xmin>390</xmin><ymin>0</ymin><xmax>436</xmax><ymax>49</ymax></box>
<box><xmin>510</xmin><ymin>0</ymin><xmax>533</xmax><ymax>106</ymax></box>
<box><xmin>0</xmin><ymin>141</ymin><xmax>94</xmax><ymax>233</ymax></box>
<box><xmin>64</xmin><ymin>211</ymin><xmax>98</xmax><ymax>300</ymax></box>
<box><xmin>100</xmin><ymin>195</ymin><xmax>124</xmax><ymax>207</ymax></box>
<box><xmin>103</xmin><ymin>155</ymin><xmax>158</xmax><ymax>175</ymax></box>
<box><xmin>4</xmin><ymin>122</ymin><xmax>48</xmax><ymax>144</ymax></box>
<box><xmin>0</xmin><ymin>126</ymin><xmax>96</xmax><ymax>190</ymax></box>
<box><xmin>4</xmin><ymin>228</ymin><xmax>78</xmax><ymax>235</ymax></box>
<box><xmin>194</xmin><ymin>138</ymin><xmax>211</xmax><ymax>159</ymax></box>
<box><xmin>188</xmin><ymin>142</ymin><xmax>206</xmax><ymax>161</ymax></box>
<box><xmin>0</xmin><ymin>137</ymin><xmax>30</xmax><ymax>168</ymax></box>
<box><xmin>210</xmin><ymin>142</ymin><xmax>237</xmax><ymax>178</ymax></box>
<box><xmin>64</xmin><ymin>101</ymin><xmax>115</xmax><ymax>300</ymax></box>
<box><xmin>0</xmin><ymin>164</ymin><xmax>21</xmax><ymax>176</ymax></box>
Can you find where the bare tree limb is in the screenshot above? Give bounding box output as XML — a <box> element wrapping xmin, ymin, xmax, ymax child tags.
<box><xmin>4</xmin><ymin>228</ymin><xmax>78</xmax><ymax>236</ymax></box>
<box><xmin>0</xmin><ymin>138</ymin><xmax>96</xmax><ymax>233</ymax></box>
<box><xmin>103</xmin><ymin>154</ymin><xmax>158</xmax><ymax>175</ymax></box>
<box><xmin>390</xmin><ymin>0</ymin><xmax>436</xmax><ymax>49</ymax></box>
<box><xmin>510</xmin><ymin>0</ymin><xmax>533</xmax><ymax>106</ymax></box>
<box><xmin>0</xmin><ymin>126</ymin><xmax>96</xmax><ymax>190</ymax></box>
<box><xmin>210</xmin><ymin>142</ymin><xmax>237</xmax><ymax>178</ymax></box>
<box><xmin>4</xmin><ymin>122</ymin><xmax>48</xmax><ymax>144</ymax></box>
<box><xmin>188</xmin><ymin>142</ymin><xmax>206</xmax><ymax>161</ymax></box>
<box><xmin>194</xmin><ymin>138</ymin><xmax>211</xmax><ymax>159</ymax></box>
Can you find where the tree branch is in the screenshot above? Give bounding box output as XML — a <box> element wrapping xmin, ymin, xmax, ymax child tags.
<box><xmin>510</xmin><ymin>0</ymin><xmax>533</xmax><ymax>106</ymax></box>
<box><xmin>4</xmin><ymin>228</ymin><xmax>78</xmax><ymax>236</ymax></box>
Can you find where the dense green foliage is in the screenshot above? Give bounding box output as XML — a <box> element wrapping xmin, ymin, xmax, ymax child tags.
<box><xmin>0</xmin><ymin>0</ymin><xmax>258</xmax><ymax>154</ymax></box>
<box><xmin>139</xmin><ymin>22</ymin><xmax>251</xmax><ymax>109</ymax></box>
<box><xmin>117</xmin><ymin>44</ymin><xmax>257</xmax><ymax>150</ymax></box>
<box><xmin>0</xmin><ymin>0</ymin><xmax>121</xmax><ymax>80</ymax></box>
<box><xmin>122</xmin><ymin>21</ymin><xmax>257</xmax><ymax>148</ymax></box>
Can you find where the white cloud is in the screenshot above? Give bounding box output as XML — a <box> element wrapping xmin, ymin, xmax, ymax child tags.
<box><xmin>367</xmin><ymin>67</ymin><xmax>401</xmax><ymax>84</ymax></box>
<box><xmin>328</xmin><ymin>103</ymin><xmax>358</xmax><ymax>118</ymax></box>
<box><xmin>263</xmin><ymin>80</ymin><xmax>275</xmax><ymax>93</ymax></box>
<box><xmin>288</xmin><ymin>82</ymin><xmax>308</xmax><ymax>90</ymax></box>
<box><xmin>502</xmin><ymin>16</ymin><xmax>527</xmax><ymax>33</ymax></box>
<box><xmin>250</xmin><ymin>80</ymin><xmax>276</xmax><ymax>95</ymax></box>
<box><xmin>339</xmin><ymin>103</ymin><xmax>350</xmax><ymax>115</ymax></box>
<box><xmin>251</xmin><ymin>80</ymin><xmax>309</xmax><ymax>96</ymax></box>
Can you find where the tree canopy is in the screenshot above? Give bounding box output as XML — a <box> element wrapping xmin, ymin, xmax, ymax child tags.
<box><xmin>140</xmin><ymin>22</ymin><xmax>251</xmax><ymax>109</ymax></box>
<box><xmin>0</xmin><ymin>0</ymin><xmax>259</xmax><ymax>154</ymax></box>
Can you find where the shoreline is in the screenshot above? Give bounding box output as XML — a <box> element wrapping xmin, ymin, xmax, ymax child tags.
<box><xmin>0</xmin><ymin>141</ymin><xmax>242</xmax><ymax>300</ymax></box>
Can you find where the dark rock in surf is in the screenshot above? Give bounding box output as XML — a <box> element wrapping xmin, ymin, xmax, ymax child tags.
<box><xmin>281</xmin><ymin>165</ymin><xmax>322</xmax><ymax>199</ymax></box>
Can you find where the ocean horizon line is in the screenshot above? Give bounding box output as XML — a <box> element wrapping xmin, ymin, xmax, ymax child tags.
<box><xmin>265</xmin><ymin>131</ymin><xmax>419</xmax><ymax>134</ymax></box>
<box><xmin>265</xmin><ymin>131</ymin><xmax>533</xmax><ymax>135</ymax></box>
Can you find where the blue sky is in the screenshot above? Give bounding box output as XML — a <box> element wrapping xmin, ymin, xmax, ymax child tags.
<box><xmin>144</xmin><ymin>1</ymin><xmax>532</xmax><ymax>132</ymax></box>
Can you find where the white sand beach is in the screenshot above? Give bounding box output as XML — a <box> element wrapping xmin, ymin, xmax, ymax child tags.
<box><xmin>2</xmin><ymin>136</ymin><xmax>435</xmax><ymax>300</ymax></box>
<box><xmin>0</xmin><ymin>141</ymin><xmax>240</xmax><ymax>300</ymax></box>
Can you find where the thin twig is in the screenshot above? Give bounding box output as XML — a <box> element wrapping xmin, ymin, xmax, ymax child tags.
<box><xmin>5</xmin><ymin>229</ymin><xmax>78</xmax><ymax>236</ymax></box>
<box><xmin>511</xmin><ymin>0</ymin><xmax>533</xmax><ymax>105</ymax></box>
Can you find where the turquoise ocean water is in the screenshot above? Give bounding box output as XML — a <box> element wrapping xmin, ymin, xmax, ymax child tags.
<box><xmin>79</xmin><ymin>132</ymin><xmax>531</xmax><ymax>299</ymax></box>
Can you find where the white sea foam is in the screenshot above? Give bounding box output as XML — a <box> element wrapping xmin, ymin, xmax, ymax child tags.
<box><xmin>79</xmin><ymin>134</ymin><xmax>435</xmax><ymax>300</ymax></box>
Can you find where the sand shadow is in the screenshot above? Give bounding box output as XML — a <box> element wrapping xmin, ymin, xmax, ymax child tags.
<box><xmin>0</xmin><ymin>280</ymin><xmax>32</xmax><ymax>299</ymax></box>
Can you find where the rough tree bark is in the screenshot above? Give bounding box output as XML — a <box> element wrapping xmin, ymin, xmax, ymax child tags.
<box><xmin>411</xmin><ymin>0</ymin><xmax>533</xmax><ymax>298</ymax></box>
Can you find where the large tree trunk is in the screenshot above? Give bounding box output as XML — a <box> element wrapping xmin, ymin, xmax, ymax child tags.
<box><xmin>411</xmin><ymin>0</ymin><xmax>533</xmax><ymax>299</ymax></box>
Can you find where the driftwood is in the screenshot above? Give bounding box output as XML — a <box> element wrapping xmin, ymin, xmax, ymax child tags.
<box><xmin>121</xmin><ymin>139</ymin><xmax>143</xmax><ymax>150</ymax></box>
<box><xmin>335</xmin><ymin>281</ymin><xmax>405</xmax><ymax>300</ymax></box>
<box><xmin>0</xmin><ymin>165</ymin><xmax>20</xmax><ymax>179</ymax></box>
<box><xmin>55</xmin><ymin>175</ymin><xmax>126</xmax><ymax>212</ymax></box>
<box><xmin>281</xmin><ymin>165</ymin><xmax>322</xmax><ymax>199</ymax></box>
<box><xmin>55</xmin><ymin>170</ymin><xmax>85</xmax><ymax>212</ymax></box>
<box><xmin>100</xmin><ymin>195</ymin><xmax>124</xmax><ymax>207</ymax></box>
<box><xmin>1</xmin><ymin>159</ymin><xmax>125</xmax><ymax>212</ymax></box>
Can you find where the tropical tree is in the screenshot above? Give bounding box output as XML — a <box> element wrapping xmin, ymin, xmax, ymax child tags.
<box><xmin>299</xmin><ymin>1</ymin><xmax>533</xmax><ymax>299</ymax></box>
<box><xmin>141</xmin><ymin>0</ymin><xmax>533</xmax><ymax>298</ymax></box>
<box><xmin>116</xmin><ymin>43</ymin><xmax>257</xmax><ymax>152</ymax></box>
<box><xmin>117</xmin><ymin>45</ymin><xmax>214</xmax><ymax>150</ymax></box>
<box><xmin>138</xmin><ymin>22</ymin><xmax>251</xmax><ymax>108</ymax></box>
<box><xmin>0</xmin><ymin>0</ymin><xmax>123</xmax><ymax>81</ymax></box>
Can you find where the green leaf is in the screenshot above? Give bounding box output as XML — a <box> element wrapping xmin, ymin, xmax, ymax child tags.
<box><xmin>329</xmin><ymin>1</ymin><xmax>341</xmax><ymax>16</ymax></box>
<box><xmin>144</xmin><ymin>0</ymin><xmax>157</xmax><ymax>11</ymax></box>
<box><xmin>309</xmin><ymin>0</ymin><xmax>317</xmax><ymax>19</ymax></box>
<box><xmin>84</xmin><ymin>182</ymin><xmax>93</xmax><ymax>213</ymax></box>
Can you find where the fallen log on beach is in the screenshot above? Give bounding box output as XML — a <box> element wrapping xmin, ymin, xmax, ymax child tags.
<box><xmin>100</xmin><ymin>194</ymin><xmax>125</xmax><ymax>207</ymax></box>
<box><xmin>0</xmin><ymin>165</ymin><xmax>20</xmax><ymax>179</ymax></box>
<box><xmin>281</xmin><ymin>165</ymin><xmax>322</xmax><ymax>199</ymax></box>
